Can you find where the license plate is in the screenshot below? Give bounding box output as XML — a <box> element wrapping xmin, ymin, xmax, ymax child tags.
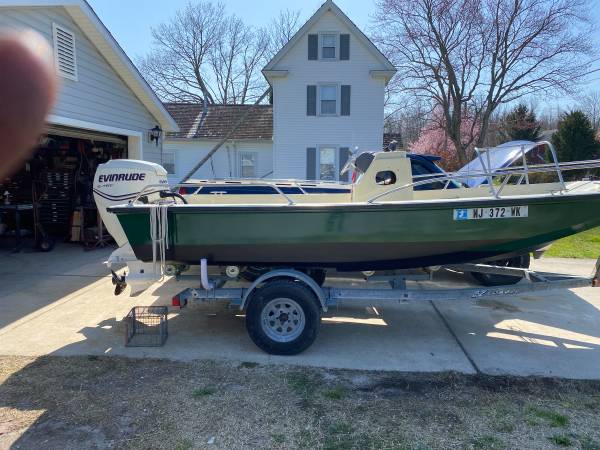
<box><xmin>453</xmin><ymin>206</ymin><xmax>528</xmax><ymax>220</ymax></box>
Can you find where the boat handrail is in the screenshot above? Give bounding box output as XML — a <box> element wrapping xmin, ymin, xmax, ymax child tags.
<box><xmin>367</xmin><ymin>157</ymin><xmax>600</xmax><ymax>204</ymax></box>
<box><xmin>184</xmin><ymin>176</ymin><xmax>350</xmax><ymax>186</ymax></box>
<box><xmin>131</xmin><ymin>182</ymin><xmax>298</xmax><ymax>205</ymax></box>
<box><xmin>131</xmin><ymin>174</ymin><xmax>355</xmax><ymax>205</ymax></box>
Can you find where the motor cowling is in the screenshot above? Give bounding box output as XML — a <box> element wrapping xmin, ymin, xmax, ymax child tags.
<box><xmin>93</xmin><ymin>159</ymin><xmax>169</xmax><ymax>247</ymax></box>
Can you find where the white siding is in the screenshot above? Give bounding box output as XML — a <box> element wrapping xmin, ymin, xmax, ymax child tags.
<box><xmin>0</xmin><ymin>6</ymin><xmax>162</xmax><ymax>162</ymax></box>
<box><xmin>163</xmin><ymin>139</ymin><xmax>273</xmax><ymax>184</ymax></box>
<box><xmin>270</xmin><ymin>10</ymin><xmax>386</xmax><ymax>179</ymax></box>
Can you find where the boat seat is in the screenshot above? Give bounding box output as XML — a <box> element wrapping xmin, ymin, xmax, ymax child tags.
<box><xmin>355</xmin><ymin>152</ymin><xmax>375</xmax><ymax>174</ymax></box>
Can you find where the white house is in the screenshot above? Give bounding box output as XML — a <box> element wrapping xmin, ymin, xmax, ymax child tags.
<box><xmin>164</xmin><ymin>0</ymin><xmax>396</xmax><ymax>183</ymax></box>
<box><xmin>163</xmin><ymin>103</ymin><xmax>273</xmax><ymax>184</ymax></box>
<box><xmin>264</xmin><ymin>0</ymin><xmax>395</xmax><ymax>181</ymax></box>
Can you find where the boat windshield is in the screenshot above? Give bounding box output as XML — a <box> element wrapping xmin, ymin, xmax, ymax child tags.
<box><xmin>456</xmin><ymin>141</ymin><xmax>548</xmax><ymax>187</ymax></box>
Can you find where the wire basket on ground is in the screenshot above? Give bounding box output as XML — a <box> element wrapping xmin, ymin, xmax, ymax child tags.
<box><xmin>124</xmin><ymin>306</ymin><xmax>168</xmax><ymax>347</ymax></box>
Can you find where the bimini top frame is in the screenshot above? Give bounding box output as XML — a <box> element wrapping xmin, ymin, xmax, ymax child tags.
<box><xmin>368</xmin><ymin>141</ymin><xmax>600</xmax><ymax>203</ymax></box>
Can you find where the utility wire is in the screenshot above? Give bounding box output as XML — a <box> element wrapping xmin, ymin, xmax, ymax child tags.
<box><xmin>179</xmin><ymin>87</ymin><xmax>272</xmax><ymax>183</ymax></box>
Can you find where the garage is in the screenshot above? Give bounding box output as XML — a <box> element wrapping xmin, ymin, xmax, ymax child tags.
<box><xmin>0</xmin><ymin>0</ymin><xmax>178</xmax><ymax>252</ymax></box>
<box><xmin>0</xmin><ymin>125</ymin><xmax>130</xmax><ymax>251</ymax></box>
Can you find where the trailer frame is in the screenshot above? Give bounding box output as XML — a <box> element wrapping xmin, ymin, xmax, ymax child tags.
<box><xmin>166</xmin><ymin>258</ymin><xmax>600</xmax><ymax>355</ymax></box>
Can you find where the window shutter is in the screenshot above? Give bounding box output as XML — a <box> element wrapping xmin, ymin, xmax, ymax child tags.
<box><xmin>308</xmin><ymin>34</ymin><xmax>318</xmax><ymax>60</ymax></box>
<box><xmin>307</xmin><ymin>85</ymin><xmax>317</xmax><ymax>116</ymax></box>
<box><xmin>339</xmin><ymin>147</ymin><xmax>351</xmax><ymax>182</ymax></box>
<box><xmin>306</xmin><ymin>148</ymin><xmax>317</xmax><ymax>180</ymax></box>
<box><xmin>340</xmin><ymin>34</ymin><xmax>350</xmax><ymax>60</ymax></box>
<box><xmin>52</xmin><ymin>23</ymin><xmax>78</xmax><ymax>81</ymax></box>
<box><xmin>341</xmin><ymin>85</ymin><xmax>351</xmax><ymax>116</ymax></box>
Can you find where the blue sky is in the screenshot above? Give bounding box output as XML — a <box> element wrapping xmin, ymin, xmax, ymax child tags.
<box><xmin>88</xmin><ymin>0</ymin><xmax>375</xmax><ymax>61</ymax></box>
<box><xmin>88</xmin><ymin>0</ymin><xmax>600</xmax><ymax>113</ymax></box>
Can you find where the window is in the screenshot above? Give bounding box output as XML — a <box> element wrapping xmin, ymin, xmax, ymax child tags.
<box><xmin>319</xmin><ymin>147</ymin><xmax>337</xmax><ymax>181</ymax></box>
<box><xmin>321</xmin><ymin>33</ymin><xmax>337</xmax><ymax>59</ymax></box>
<box><xmin>52</xmin><ymin>23</ymin><xmax>78</xmax><ymax>81</ymax></box>
<box><xmin>162</xmin><ymin>152</ymin><xmax>175</xmax><ymax>175</ymax></box>
<box><xmin>410</xmin><ymin>160</ymin><xmax>445</xmax><ymax>190</ymax></box>
<box><xmin>319</xmin><ymin>85</ymin><xmax>337</xmax><ymax>115</ymax></box>
<box><xmin>239</xmin><ymin>151</ymin><xmax>257</xmax><ymax>178</ymax></box>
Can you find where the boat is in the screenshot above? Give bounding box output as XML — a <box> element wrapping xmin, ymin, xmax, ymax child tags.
<box><xmin>177</xmin><ymin>151</ymin><xmax>459</xmax><ymax>204</ymax></box>
<box><xmin>93</xmin><ymin>141</ymin><xmax>600</xmax><ymax>293</ymax></box>
<box><xmin>172</xmin><ymin>140</ymin><xmax>548</xmax><ymax>205</ymax></box>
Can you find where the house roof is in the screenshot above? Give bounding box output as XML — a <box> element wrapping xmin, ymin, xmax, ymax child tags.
<box><xmin>165</xmin><ymin>103</ymin><xmax>273</xmax><ymax>140</ymax></box>
<box><xmin>166</xmin><ymin>102</ymin><xmax>398</xmax><ymax>147</ymax></box>
<box><xmin>263</xmin><ymin>0</ymin><xmax>396</xmax><ymax>78</ymax></box>
<box><xmin>0</xmin><ymin>0</ymin><xmax>178</xmax><ymax>132</ymax></box>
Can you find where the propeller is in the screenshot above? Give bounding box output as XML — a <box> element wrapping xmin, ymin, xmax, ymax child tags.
<box><xmin>111</xmin><ymin>270</ymin><xmax>127</xmax><ymax>296</ymax></box>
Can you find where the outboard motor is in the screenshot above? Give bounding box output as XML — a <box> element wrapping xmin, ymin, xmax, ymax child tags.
<box><xmin>93</xmin><ymin>159</ymin><xmax>169</xmax><ymax>295</ymax></box>
<box><xmin>93</xmin><ymin>159</ymin><xmax>168</xmax><ymax>245</ymax></box>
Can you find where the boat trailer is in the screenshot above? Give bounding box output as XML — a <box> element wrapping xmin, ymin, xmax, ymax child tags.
<box><xmin>167</xmin><ymin>258</ymin><xmax>600</xmax><ymax>355</ymax></box>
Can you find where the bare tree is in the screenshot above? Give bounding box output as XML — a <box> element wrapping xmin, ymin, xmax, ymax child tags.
<box><xmin>138</xmin><ymin>1</ymin><xmax>225</xmax><ymax>104</ymax></box>
<box><xmin>384</xmin><ymin>96</ymin><xmax>432</xmax><ymax>145</ymax></box>
<box><xmin>373</xmin><ymin>0</ymin><xmax>595</xmax><ymax>165</ymax></box>
<box><xmin>267</xmin><ymin>9</ymin><xmax>302</xmax><ymax>57</ymax></box>
<box><xmin>209</xmin><ymin>17</ymin><xmax>269</xmax><ymax>103</ymax></box>
<box><xmin>538</xmin><ymin>103</ymin><xmax>565</xmax><ymax>131</ymax></box>
<box><xmin>138</xmin><ymin>1</ymin><xmax>271</xmax><ymax>104</ymax></box>
<box><xmin>578</xmin><ymin>90</ymin><xmax>600</xmax><ymax>131</ymax></box>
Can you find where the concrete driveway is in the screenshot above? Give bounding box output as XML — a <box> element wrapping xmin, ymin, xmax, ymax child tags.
<box><xmin>0</xmin><ymin>244</ymin><xmax>599</xmax><ymax>379</ymax></box>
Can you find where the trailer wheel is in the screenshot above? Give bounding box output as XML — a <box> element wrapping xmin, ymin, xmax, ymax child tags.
<box><xmin>472</xmin><ymin>254</ymin><xmax>530</xmax><ymax>286</ymax></box>
<box><xmin>245</xmin><ymin>280</ymin><xmax>321</xmax><ymax>355</ymax></box>
<box><xmin>36</xmin><ymin>237</ymin><xmax>55</xmax><ymax>252</ymax></box>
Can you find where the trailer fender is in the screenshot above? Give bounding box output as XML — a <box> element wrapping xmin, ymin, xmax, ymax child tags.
<box><xmin>240</xmin><ymin>269</ymin><xmax>328</xmax><ymax>312</ymax></box>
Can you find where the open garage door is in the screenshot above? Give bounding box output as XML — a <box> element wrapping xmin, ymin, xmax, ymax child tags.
<box><xmin>0</xmin><ymin>124</ymin><xmax>128</xmax><ymax>252</ymax></box>
<box><xmin>45</xmin><ymin>124</ymin><xmax>128</xmax><ymax>147</ymax></box>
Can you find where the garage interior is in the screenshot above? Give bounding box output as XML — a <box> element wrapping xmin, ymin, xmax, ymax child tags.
<box><xmin>0</xmin><ymin>125</ymin><xmax>127</xmax><ymax>252</ymax></box>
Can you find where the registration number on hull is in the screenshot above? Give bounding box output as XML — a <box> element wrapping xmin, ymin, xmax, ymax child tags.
<box><xmin>454</xmin><ymin>206</ymin><xmax>528</xmax><ymax>220</ymax></box>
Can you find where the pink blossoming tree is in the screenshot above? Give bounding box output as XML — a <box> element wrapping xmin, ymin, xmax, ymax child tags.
<box><xmin>410</xmin><ymin>109</ymin><xmax>481</xmax><ymax>171</ymax></box>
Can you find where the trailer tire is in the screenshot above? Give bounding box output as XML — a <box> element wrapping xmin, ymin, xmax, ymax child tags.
<box><xmin>472</xmin><ymin>254</ymin><xmax>530</xmax><ymax>286</ymax></box>
<box><xmin>245</xmin><ymin>280</ymin><xmax>321</xmax><ymax>355</ymax></box>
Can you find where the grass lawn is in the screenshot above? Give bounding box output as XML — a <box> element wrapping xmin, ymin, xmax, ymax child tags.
<box><xmin>3</xmin><ymin>356</ymin><xmax>600</xmax><ymax>449</ymax></box>
<box><xmin>544</xmin><ymin>226</ymin><xmax>600</xmax><ymax>259</ymax></box>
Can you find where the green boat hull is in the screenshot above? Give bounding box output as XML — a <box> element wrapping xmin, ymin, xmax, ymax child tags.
<box><xmin>110</xmin><ymin>194</ymin><xmax>600</xmax><ymax>270</ymax></box>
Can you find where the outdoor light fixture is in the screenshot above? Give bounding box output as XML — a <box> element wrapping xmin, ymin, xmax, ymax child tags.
<box><xmin>149</xmin><ymin>125</ymin><xmax>162</xmax><ymax>146</ymax></box>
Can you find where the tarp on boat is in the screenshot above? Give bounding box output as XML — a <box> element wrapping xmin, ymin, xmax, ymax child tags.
<box><xmin>456</xmin><ymin>141</ymin><xmax>547</xmax><ymax>187</ymax></box>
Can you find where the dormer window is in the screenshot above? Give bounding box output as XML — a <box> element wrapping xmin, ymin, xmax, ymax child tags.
<box><xmin>308</xmin><ymin>33</ymin><xmax>349</xmax><ymax>60</ymax></box>
<box><xmin>320</xmin><ymin>33</ymin><xmax>337</xmax><ymax>59</ymax></box>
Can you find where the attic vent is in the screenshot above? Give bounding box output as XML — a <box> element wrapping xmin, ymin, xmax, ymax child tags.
<box><xmin>52</xmin><ymin>23</ymin><xmax>78</xmax><ymax>81</ymax></box>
